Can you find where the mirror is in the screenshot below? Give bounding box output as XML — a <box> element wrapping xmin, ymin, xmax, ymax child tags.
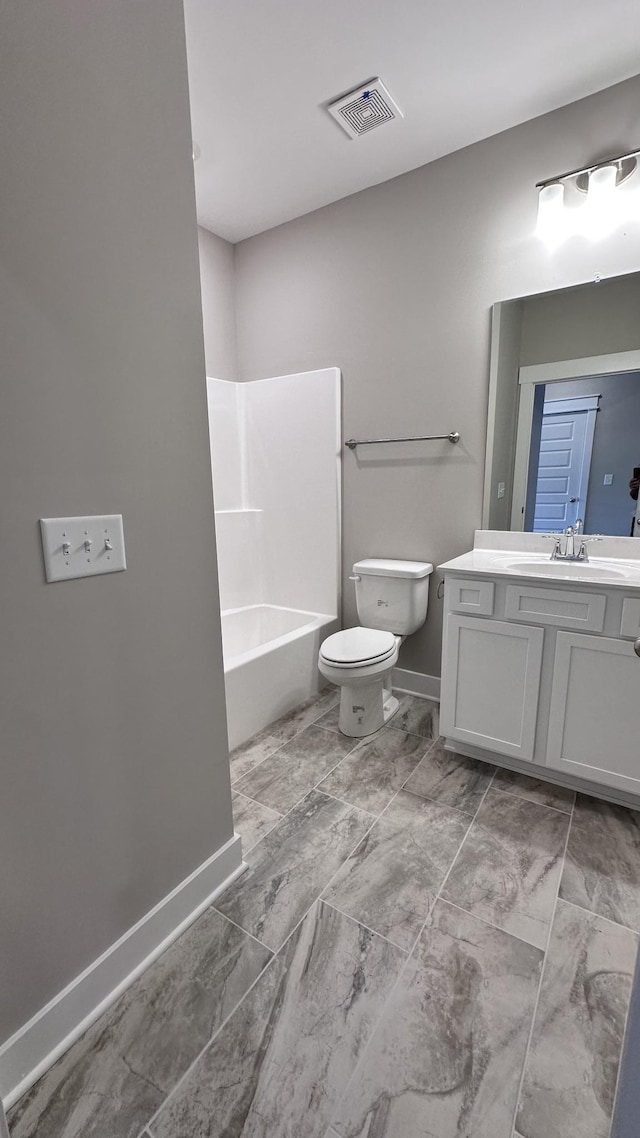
<box><xmin>484</xmin><ymin>271</ymin><xmax>640</xmax><ymax>537</ymax></box>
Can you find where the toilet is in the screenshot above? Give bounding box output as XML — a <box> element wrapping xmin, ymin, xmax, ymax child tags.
<box><xmin>318</xmin><ymin>558</ymin><xmax>433</xmax><ymax>737</ymax></box>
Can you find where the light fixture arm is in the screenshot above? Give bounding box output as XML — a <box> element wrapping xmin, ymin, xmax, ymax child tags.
<box><xmin>536</xmin><ymin>146</ymin><xmax>640</xmax><ymax>189</ymax></box>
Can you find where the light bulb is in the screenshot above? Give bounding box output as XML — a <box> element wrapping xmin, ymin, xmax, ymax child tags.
<box><xmin>583</xmin><ymin>163</ymin><xmax>618</xmax><ymax>239</ymax></box>
<box><xmin>536</xmin><ymin>182</ymin><xmax>566</xmax><ymax>247</ymax></box>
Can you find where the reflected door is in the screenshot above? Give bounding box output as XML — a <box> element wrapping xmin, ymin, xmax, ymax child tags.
<box><xmin>532</xmin><ymin>400</ymin><xmax>596</xmax><ymax>532</ymax></box>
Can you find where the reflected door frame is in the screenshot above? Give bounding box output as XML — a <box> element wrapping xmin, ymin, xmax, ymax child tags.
<box><xmin>510</xmin><ymin>349</ymin><xmax>640</xmax><ymax>531</ymax></box>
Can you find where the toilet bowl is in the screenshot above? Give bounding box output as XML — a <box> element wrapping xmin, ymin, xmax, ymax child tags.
<box><xmin>319</xmin><ymin>558</ymin><xmax>433</xmax><ymax>737</ymax></box>
<box><xmin>319</xmin><ymin>627</ymin><xmax>402</xmax><ymax>737</ymax></box>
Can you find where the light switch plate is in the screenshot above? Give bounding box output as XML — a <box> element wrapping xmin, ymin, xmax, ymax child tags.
<box><xmin>40</xmin><ymin>515</ymin><xmax>126</xmax><ymax>582</ymax></box>
<box><xmin>603</xmin><ymin>473</ymin><xmax>614</xmax><ymax>485</ymax></box>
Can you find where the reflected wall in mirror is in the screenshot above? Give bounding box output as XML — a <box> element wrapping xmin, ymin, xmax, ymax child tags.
<box><xmin>484</xmin><ymin>271</ymin><xmax>640</xmax><ymax>537</ymax></box>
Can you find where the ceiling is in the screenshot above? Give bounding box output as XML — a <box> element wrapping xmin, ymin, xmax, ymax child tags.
<box><xmin>184</xmin><ymin>0</ymin><xmax>640</xmax><ymax>243</ymax></box>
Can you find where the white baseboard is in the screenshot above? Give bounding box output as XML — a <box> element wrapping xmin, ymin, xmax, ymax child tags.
<box><xmin>1</xmin><ymin>832</ymin><xmax>244</xmax><ymax>1110</ymax></box>
<box><xmin>392</xmin><ymin>667</ymin><xmax>440</xmax><ymax>702</ymax></box>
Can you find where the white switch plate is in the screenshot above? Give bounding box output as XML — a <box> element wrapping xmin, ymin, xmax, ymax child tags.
<box><xmin>40</xmin><ymin>515</ymin><xmax>126</xmax><ymax>582</ymax></box>
<box><xmin>497</xmin><ymin>482</ymin><xmax>505</xmax><ymax>499</ymax></box>
<box><xmin>603</xmin><ymin>473</ymin><xmax>614</xmax><ymax>485</ymax></box>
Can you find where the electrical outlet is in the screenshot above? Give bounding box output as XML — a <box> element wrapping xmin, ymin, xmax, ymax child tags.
<box><xmin>40</xmin><ymin>515</ymin><xmax>126</xmax><ymax>582</ymax></box>
<box><xmin>497</xmin><ymin>482</ymin><xmax>505</xmax><ymax>499</ymax></box>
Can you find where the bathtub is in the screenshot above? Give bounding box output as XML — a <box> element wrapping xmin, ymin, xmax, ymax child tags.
<box><xmin>221</xmin><ymin>604</ymin><xmax>339</xmax><ymax>750</ymax></box>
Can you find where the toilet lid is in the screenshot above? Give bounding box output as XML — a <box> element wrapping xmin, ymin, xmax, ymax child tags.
<box><xmin>321</xmin><ymin>627</ymin><xmax>396</xmax><ymax>666</ymax></box>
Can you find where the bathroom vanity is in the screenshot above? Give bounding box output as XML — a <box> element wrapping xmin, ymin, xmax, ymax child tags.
<box><xmin>439</xmin><ymin>531</ymin><xmax>640</xmax><ymax>805</ymax></box>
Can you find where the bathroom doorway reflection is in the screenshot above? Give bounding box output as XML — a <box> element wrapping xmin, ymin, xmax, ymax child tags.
<box><xmin>514</xmin><ymin>364</ymin><xmax>640</xmax><ymax>537</ymax></box>
<box><xmin>527</xmin><ymin>390</ymin><xmax>598</xmax><ymax>532</ymax></box>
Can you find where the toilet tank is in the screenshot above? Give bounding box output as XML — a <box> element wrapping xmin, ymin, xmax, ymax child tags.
<box><xmin>353</xmin><ymin>558</ymin><xmax>433</xmax><ymax>635</ymax></box>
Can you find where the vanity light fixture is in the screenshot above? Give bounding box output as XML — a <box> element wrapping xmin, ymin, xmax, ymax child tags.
<box><xmin>536</xmin><ymin>147</ymin><xmax>640</xmax><ymax>245</ymax></box>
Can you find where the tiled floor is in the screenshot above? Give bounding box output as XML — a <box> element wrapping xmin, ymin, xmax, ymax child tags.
<box><xmin>9</xmin><ymin>690</ymin><xmax>640</xmax><ymax>1138</ymax></box>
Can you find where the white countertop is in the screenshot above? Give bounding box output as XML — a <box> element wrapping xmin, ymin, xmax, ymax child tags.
<box><xmin>438</xmin><ymin>531</ymin><xmax>640</xmax><ymax>590</ymax></box>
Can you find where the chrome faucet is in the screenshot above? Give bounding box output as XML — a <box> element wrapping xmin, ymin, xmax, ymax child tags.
<box><xmin>551</xmin><ymin>525</ymin><xmax>584</xmax><ymax>561</ymax></box>
<box><xmin>549</xmin><ymin>521</ymin><xmax>601</xmax><ymax>562</ymax></box>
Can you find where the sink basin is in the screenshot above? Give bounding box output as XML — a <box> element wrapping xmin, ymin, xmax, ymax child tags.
<box><xmin>501</xmin><ymin>558</ymin><xmax>629</xmax><ymax>581</ymax></box>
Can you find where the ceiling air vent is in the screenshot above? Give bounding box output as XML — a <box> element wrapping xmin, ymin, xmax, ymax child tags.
<box><xmin>327</xmin><ymin>78</ymin><xmax>403</xmax><ymax>140</ymax></box>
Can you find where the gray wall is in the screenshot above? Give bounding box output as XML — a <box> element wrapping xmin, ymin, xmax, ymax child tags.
<box><xmin>234</xmin><ymin>73</ymin><xmax>640</xmax><ymax>677</ymax></box>
<box><xmin>0</xmin><ymin>0</ymin><xmax>233</xmax><ymax>1044</ymax></box>
<box><xmin>544</xmin><ymin>374</ymin><xmax>640</xmax><ymax>535</ymax></box>
<box><xmin>198</xmin><ymin>227</ymin><xmax>237</xmax><ymax>378</ymax></box>
<box><xmin>520</xmin><ymin>274</ymin><xmax>640</xmax><ymax>365</ymax></box>
<box><xmin>485</xmin><ymin>300</ymin><xmax>523</xmax><ymax>529</ymax></box>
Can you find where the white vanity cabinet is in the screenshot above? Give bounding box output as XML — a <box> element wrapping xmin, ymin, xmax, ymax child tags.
<box><xmin>440</xmin><ymin>565</ymin><xmax>640</xmax><ymax>804</ymax></box>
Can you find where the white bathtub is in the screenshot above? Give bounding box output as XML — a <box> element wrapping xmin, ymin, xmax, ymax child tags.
<box><xmin>221</xmin><ymin>604</ymin><xmax>339</xmax><ymax>750</ymax></box>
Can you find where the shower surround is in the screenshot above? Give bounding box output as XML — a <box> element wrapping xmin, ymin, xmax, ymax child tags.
<box><xmin>207</xmin><ymin>368</ymin><xmax>341</xmax><ymax>748</ymax></box>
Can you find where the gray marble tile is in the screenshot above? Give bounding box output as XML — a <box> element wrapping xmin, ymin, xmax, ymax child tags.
<box><xmin>318</xmin><ymin>728</ymin><xmax>427</xmax><ymax>815</ymax></box>
<box><xmin>215</xmin><ymin>789</ymin><xmax>372</xmax><ymax>950</ymax></box>
<box><xmin>403</xmin><ymin>737</ymin><xmax>495</xmax><ymax>815</ymax></box>
<box><xmin>441</xmin><ymin>788</ymin><xmax>570</xmax><ymax>948</ymax></box>
<box><xmin>232</xmin><ymin>791</ymin><xmax>281</xmax><ymax>852</ymax></box>
<box><xmin>389</xmin><ymin>694</ymin><xmax>439</xmax><ymax>739</ymax></box>
<box><xmin>229</xmin><ymin>729</ymin><xmax>279</xmax><ymax>784</ymax></box>
<box><xmin>315</xmin><ymin>702</ymin><xmax>341</xmax><ymax>732</ymax></box>
<box><xmin>8</xmin><ymin>910</ymin><xmax>271</xmax><ymax>1138</ymax></box>
<box><xmin>560</xmin><ymin>794</ymin><xmax>640</xmax><ymax>931</ymax></box>
<box><xmin>151</xmin><ymin>901</ymin><xmax>405</xmax><ymax>1138</ymax></box>
<box><xmin>332</xmin><ymin>899</ymin><xmax>543</xmax><ymax>1138</ymax></box>
<box><xmin>229</xmin><ymin>688</ymin><xmax>339</xmax><ymax>782</ymax></box>
<box><xmin>323</xmin><ymin>790</ymin><xmax>470</xmax><ymax>949</ymax></box>
<box><xmin>491</xmin><ymin>767</ymin><xmax>575</xmax><ymax>813</ymax></box>
<box><xmin>235</xmin><ymin>724</ymin><xmax>355</xmax><ymax>814</ymax></box>
<box><xmin>517</xmin><ymin>899</ymin><xmax>638</xmax><ymax>1138</ymax></box>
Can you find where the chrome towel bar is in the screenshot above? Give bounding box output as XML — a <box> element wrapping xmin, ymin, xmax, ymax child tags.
<box><xmin>345</xmin><ymin>431</ymin><xmax>460</xmax><ymax>450</ymax></box>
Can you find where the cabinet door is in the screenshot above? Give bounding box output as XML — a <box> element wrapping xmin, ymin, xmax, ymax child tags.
<box><xmin>547</xmin><ymin>633</ymin><xmax>640</xmax><ymax>793</ymax></box>
<box><xmin>441</xmin><ymin>615</ymin><xmax>544</xmax><ymax>760</ymax></box>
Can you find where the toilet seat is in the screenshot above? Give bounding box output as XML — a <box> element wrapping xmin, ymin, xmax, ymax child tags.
<box><xmin>320</xmin><ymin>627</ymin><xmax>396</xmax><ymax>668</ymax></box>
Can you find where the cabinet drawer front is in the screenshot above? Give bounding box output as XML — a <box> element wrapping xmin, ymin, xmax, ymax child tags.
<box><xmin>621</xmin><ymin>597</ymin><xmax>640</xmax><ymax>639</ymax></box>
<box><xmin>446</xmin><ymin>577</ymin><xmax>495</xmax><ymax>616</ymax></box>
<box><xmin>505</xmin><ymin>584</ymin><xmax>606</xmax><ymax>632</ymax></box>
<box><xmin>547</xmin><ymin>632</ymin><xmax>640</xmax><ymax>793</ymax></box>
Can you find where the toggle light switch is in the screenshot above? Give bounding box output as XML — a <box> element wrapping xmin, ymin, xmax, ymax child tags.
<box><xmin>40</xmin><ymin>515</ymin><xmax>126</xmax><ymax>582</ymax></box>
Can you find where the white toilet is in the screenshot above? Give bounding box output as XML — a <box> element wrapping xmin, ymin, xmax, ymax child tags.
<box><xmin>318</xmin><ymin>558</ymin><xmax>433</xmax><ymax>737</ymax></box>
